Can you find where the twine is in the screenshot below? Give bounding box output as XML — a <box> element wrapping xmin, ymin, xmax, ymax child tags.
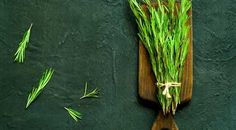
<box><xmin>157</xmin><ymin>82</ymin><xmax>181</xmax><ymax>98</ymax></box>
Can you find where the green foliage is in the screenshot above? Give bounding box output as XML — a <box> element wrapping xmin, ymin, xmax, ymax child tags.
<box><xmin>128</xmin><ymin>0</ymin><xmax>191</xmax><ymax>114</ymax></box>
<box><xmin>14</xmin><ymin>24</ymin><xmax>33</xmax><ymax>63</ymax></box>
<box><xmin>26</xmin><ymin>68</ymin><xmax>54</xmax><ymax>108</ymax></box>
<box><xmin>80</xmin><ymin>82</ymin><xmax>99</xmax><ymax>99</ymax></box>
<box><xmin>64</xmin><ymin>107</ymin><xmax>82</xmax><ymax>122</ymax></box>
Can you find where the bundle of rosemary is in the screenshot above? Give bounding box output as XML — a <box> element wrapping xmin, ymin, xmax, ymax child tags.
<box><xmin>128</xmin><ymin>0</ymin><xmax>191</xmax><ymax>114</ymax></box>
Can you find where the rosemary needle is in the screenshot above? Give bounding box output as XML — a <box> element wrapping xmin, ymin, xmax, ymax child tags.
<box><xmin>80</xmin><ymin>82</ymin><xmax>99</xmax><ymax>99</ymax></box>
<box><xmin>64</xmin><ymin>107</ymin><xmax>82</xmax><ymax>122</ymax></box>
<box><xmin>26</xmin><ymin>68</ymin><xmax>54</xmax><ymax>109</ymax></box>
<box><xmin>14</xmin><ymin>23</ymin><xmax>33</xmax><ymax>63</ymax></box>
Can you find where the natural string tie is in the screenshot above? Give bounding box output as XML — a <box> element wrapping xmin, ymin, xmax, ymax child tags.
<box><xmin>157</xmin><ymin>82</ymin><xmax>181</xmax><ymax>98</ymax></box>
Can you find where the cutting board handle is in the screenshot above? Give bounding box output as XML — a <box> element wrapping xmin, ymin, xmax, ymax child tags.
<box><xmin>152</xmin><ymin>112</ymin><xmax>178</xmax><ymax>130</ymax></box>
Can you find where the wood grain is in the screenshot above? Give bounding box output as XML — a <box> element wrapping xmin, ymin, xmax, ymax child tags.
<box><xmin>138</xmin><ymin>4</ymin><xmax>193</xmax><ymax>130</ymax></box>
<box><xmin>152</xmin><ymin>112</ymin><xmax>178</xmax><ymax>130</ymax></box>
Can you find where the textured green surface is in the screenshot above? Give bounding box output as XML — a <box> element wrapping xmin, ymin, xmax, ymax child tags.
<box><xmin>0</xmin><ymin>0</ymin><xmax>235</xmax><ymax>130</ymax></box>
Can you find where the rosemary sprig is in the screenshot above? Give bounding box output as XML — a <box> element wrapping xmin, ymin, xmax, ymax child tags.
<box><xmin>80</xmin><ymin>82</ymin><xmax>99</xmax><ymax>99</ymax></box>
<box><xmin>26</xmin><ymin>68</ymin><xmax>54</xmax><ymax>108</ymax></box>
<box><xmin>64</xmin><ymin>107</ymin><xmax>82</xmax><ymax>122</ymax></box>
<box><xmin>14</xmin><ymin>23</ymin><xmax>33</xmax><ymax>63</ymax></box>
<box><xmin>129</xmin><ymin>0</ymin><xmax>191</xmax><ymax>114</ymax></box>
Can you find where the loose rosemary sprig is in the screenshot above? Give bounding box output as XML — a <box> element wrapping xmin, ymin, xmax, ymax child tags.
<box><xmin>14</xmin><ymin>23</ymin><xmax>33</xmax><ymax>63</ymax></box>
<box><xmin>64</xmin><ymin>107</ymin><xmax>82</xmax><ymax>122</ymax></box>
<box><xmin>80</xmin><ymin>82</ymin><xmax>99</xmax><ymax>99</ymax></box>
<box><xmin>129</xmin><ymin>0</ymin><xmax>191</xmax><ymax>114</ymax></box>
<box><xmin>26</xmin><ymin>68</ymin><xmax>54</xmax><ymax>108</ymax></box>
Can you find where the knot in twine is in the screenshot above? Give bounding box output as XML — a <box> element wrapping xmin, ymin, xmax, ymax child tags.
<box><xmin>157</xmin><ymin>82</ymin><xmax>181</xmax><ymax>98</ymax></box>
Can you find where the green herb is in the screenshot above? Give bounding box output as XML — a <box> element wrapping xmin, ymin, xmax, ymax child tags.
<box><xmin>80</xmin><ymin>82</ymin><xmax>99</xmax><ymax>99</ymax></box>
<box><xmin>64</xmin><ymin>107</ymin><xmax>82</xmax><ymax>122</ymax></box>
<box><xmin>128</xmin><ymin>0</ymin><xmax>191</xmax><ymax>114</ymax></box>
<box><xmin>14</xmin><ymin>23</ymin><xmax>33</xmax><ymax>63</ymax></box>
<box><xmin>26</xmin><ymin>68</ymin><xmax>54</xmax><ymax>108</ymax></box>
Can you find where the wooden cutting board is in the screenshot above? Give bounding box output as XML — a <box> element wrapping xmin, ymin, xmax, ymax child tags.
<box><xmin>138</xmin><ymin>4</ymin><xmax>193</xmax><ymax>130</ymax></box>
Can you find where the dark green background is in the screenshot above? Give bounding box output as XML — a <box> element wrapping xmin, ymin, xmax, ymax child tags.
<box><xmin>0</xmin><ymin>0</ymin><xmax>235</xmax><ymax>130</ymax></box>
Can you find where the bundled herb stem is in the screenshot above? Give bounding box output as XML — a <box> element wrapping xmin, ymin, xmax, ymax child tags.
<box><xmin>15</xmin><ymin>23</ymin><xmax>33</xmax><ymax>63</ymax></box>
<box><xmin>26</xmin><ymin>68</ymin><xmax>54</xmax><ymax>108</ymax></box>
<box><xmin>128</xmin><ymin>0</ymin><xmax>191</xmax><ymax>114</ymax></box>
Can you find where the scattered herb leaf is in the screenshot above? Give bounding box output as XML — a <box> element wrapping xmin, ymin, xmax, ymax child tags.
<box><xmin>14</xmin><ymin>23</ymin><xmax>33</xmax><ymax>63</ymax></box>
<box><xmin>26</xmin><ymin>68</ymin><xmax>54</xmax><ymax>108</ymax></box>
<box><xmin>64</xmin><ymin>107</ymin><xmax>82</xmax><ymax>122</ymax></box>
<box><xmin>80</xmin><ymin>82</ymin><xmax>99</xmax><ymax>99</ymax></box>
